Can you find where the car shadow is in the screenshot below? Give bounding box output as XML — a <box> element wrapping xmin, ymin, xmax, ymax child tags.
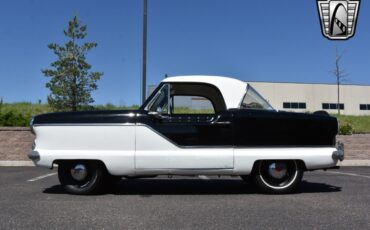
<box><xmin>43</xmin><ymin>179</ymin><xmax>341</xmax><ymax>195</ymax></box>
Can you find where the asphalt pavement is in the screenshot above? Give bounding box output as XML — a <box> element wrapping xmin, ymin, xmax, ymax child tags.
<box><xmin>0</xmin><ymin>167</ymin><xmax>369</xmax><ymax>230</ymax></box>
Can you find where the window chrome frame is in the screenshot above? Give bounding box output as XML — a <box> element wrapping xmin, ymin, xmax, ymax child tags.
<box><xmin>143</xmin><ymin>83</ymin><xmax>171</xmax><ymax>115</ymax></box>
<box><xmin>239</xmin><ymin>85</ymin><xmax>275</xmax><ymax>111</ymax></box>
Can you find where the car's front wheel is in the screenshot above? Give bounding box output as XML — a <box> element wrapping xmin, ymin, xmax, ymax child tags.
<box><xmin>58</xmin><ymin>161</ymin><xmax>106</xmax><ymax>195</ymax></box>
<box><xmin>252</xmin><ymin>160</ymin><xmax>303</xmax><ymax>194</ymax></box>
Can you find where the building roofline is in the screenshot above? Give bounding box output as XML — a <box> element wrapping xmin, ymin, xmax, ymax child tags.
<box><xmin>246</xmin><ymin>80</ymin><xmax>370</xmax><ymax>87</ymax></box>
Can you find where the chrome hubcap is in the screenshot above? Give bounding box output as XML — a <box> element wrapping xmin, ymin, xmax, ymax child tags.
<box><xmin>70</xmin><ymin>164</ymin><xmax>87</xmax><ymax>181</ymax></box>
<box><xmin>267</xmin><ymin>162</ymin><xmax>287</xmax><ymax>179</ymax></box>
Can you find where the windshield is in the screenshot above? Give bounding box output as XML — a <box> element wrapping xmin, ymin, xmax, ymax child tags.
<box><xmin>240</xmin><ymin>85</ymin><xmax>274</xmax><ymax>110</ymax></box>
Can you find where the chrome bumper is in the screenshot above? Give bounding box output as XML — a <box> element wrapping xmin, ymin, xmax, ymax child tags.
<box><xmin>28</xmin><ymin>151</ymin><xmax>40</xmax><ymax>162</ymax></box>
<box><xmin>332</xmin><ymin>142</ymin><xmax>345</xmax><ymax>161</ymax></box>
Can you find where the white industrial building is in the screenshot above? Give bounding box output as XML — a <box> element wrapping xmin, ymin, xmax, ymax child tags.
<box><xmin>248</xmin><ymin>81</ymin><xmax>370</xmax><ymax>115</ymax></box>
<box><xmin>148</xmin><ymin>81</ymin><xmax>370</xmax><ymax>115</ymax></box>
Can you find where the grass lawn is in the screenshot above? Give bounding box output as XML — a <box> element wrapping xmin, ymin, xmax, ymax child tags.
<box><xmin>334</xmin><ymin>115</ymin><xmax>370</xmax><ymax>134</ymax></box>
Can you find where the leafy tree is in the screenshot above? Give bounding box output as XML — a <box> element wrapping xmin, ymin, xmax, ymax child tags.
<box><xmin>42</xmin><ymin>16</ymin><xmax>103</xmax><ymax>111</ymax></box>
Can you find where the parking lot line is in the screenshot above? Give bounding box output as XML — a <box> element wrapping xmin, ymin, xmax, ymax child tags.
<box><xmin>27</xmin><ymin>173</ymin><xmax>57</xmax><ymax>182</ymax></box>
<box><xmin>325</xmin><ymin>171</ymin><xmax>370</xmax><ymax>179</ymax></box>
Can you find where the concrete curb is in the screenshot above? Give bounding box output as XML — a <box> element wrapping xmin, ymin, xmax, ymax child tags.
<box><xmin>0</xmin><ymin>161</ymin><xmax>35</xmax><ymax>166</ymax></box>
<box><xmin>339</xmin><ymin>160</ymin><xmax>370</xmax><ymax>166</ymax></box>
<box><xmin>0</xmin><ymin>160</ymin><xmax>369</xmax><ymax>167</ymax></box>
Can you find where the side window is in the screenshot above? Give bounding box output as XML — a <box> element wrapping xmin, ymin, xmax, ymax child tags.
<box><xmin>240</xmin><ymin>86</ymin><xmax>273</xmax><ymax>110</ymax></box>
<box><xmin>172</xmin><ymin>96</ymin><xmax>215</xmax><ymax>114</ymax></box>
<box><xmin>143</xmin><ymin>82</ymin><xmax>227</xmax><ymax>114</ymax></box>
<box><xmin>147</xmin><ymin>84</ymin><xmax>169</xmax><ymax>114</ymax></box>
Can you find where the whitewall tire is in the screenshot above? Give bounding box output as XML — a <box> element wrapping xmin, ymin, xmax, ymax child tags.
<box><xmin>58</xmin><ymin>161</ymin><xmax>106</xmax><ymax>195</ymax></box>
<box><xmin>252</xmin><ymin>160</ymin><xmax>303</xmax><ymax>194</ymax></box>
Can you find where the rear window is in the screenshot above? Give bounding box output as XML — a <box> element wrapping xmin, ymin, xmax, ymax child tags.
<box><xmin>240</xmin><ymin>86</ymin><xmax>274</xmax><ymax>110</ymax></box>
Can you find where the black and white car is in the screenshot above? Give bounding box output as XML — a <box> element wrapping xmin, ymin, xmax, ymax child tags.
<box><xmin>29</xmin><ymin>76</ymin><xmax>344</xmax><ymax>194</ymax></box>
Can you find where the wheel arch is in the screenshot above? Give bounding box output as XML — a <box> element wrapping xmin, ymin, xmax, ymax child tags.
<box><xmin>251</xmin><ymin>159</ymin><xmax>307</xmax><ymax>174</ymax></box>
<box><xmin>53</xmin><ymin>159</ymin><xmax>111</xmax><ymax>174</ymax></box>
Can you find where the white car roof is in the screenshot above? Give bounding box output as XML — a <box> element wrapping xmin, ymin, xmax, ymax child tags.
<box><xmin>162</xmin><ymin>75</ymin><xmax>248</xmax><ymax>109</ymax></box>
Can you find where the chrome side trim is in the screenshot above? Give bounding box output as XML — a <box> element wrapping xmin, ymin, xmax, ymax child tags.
<box><xmin>33</xmin><ymin>123</ymin><xmax>136</xmax><ymax>127</ymax></box>
<box><xmin>29</xmin><ymin>117</ymin><xmax>35</xmax><ymax>134</ymax></box>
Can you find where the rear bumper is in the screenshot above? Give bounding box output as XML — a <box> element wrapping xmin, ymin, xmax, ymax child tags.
<box><xmin>28</xmin><ymin>151</ymin><xmax>40</xmax><ymax>163</ymax></box>
<box><xmin>332</xmin><ymin>142</ymin><xmax>344</xmax><ymax>161</ymax></box>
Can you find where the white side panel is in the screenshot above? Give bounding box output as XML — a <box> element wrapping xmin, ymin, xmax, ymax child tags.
<box><xmin>234</xmin><ymin>147</ymin><xmax>338</xmax><ymax>174</ymax></box>
<box><xmin>33</xmin><ymin>125</ymin><xmax>339</xmax><ymax>176</ymax></box>
<box><xmin>33</xmin><ymin>125</ymin><xmax>135</xmax><ymax>175</ymax></box>
<box><xmin>135</xmin><ymin>125</ymin><xmax>234</xmax><ymax>169</ymax></box>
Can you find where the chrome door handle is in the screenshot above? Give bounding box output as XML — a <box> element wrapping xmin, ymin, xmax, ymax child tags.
<box><xmin>212</xmin><ymin>121</ymin><xmax>231</xmax><ymax>125</ymax></box>
<box><xmin>148</xmin><ymin>111</ymin><xmax>165</xmax><ymax>120</ymax></box>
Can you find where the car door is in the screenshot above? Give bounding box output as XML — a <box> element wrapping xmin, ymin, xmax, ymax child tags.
<box><xmin>135</xmin><ymin>83</ymin><xmax>234</xmax><ymax>169</ymax></box>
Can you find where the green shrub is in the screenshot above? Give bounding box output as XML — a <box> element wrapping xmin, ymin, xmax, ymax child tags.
<box><xmin>334</xmin><ymin>115</ymin><xmax>370</xmax><ymax>134</ymax></box>
<box><xmin>0</xmin><ymin>102</ymin><xmax>141</xmax><ymax>126</ymax></box>
<box><xmin>0</xmin><ymin>111</ymin><xmax>31</xmax><ymax>127</ymax></box>
<box><xmin>339</xmin><ymin>122</ymin><xmax>353</xmax><ymax>135</ymax></box>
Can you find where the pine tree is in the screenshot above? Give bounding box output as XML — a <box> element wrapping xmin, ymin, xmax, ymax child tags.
<box><xmin>42</xmin><ymin>16</ymin><xmax>103</xmax><ymax>111</ymax></box>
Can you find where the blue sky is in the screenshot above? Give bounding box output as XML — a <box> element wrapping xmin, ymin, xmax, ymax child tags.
<box><xmin>0</xmin><ymin>0</ymin><xmax>369</xmax><ymax>106</ymax></box>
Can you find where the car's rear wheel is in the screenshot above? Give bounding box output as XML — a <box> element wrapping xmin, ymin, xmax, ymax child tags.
<box><xmin>252</xmin><ymin>160</ymin><xmax>303</xmax><ymax>194</ymax></box>
<box><xmin>58</xmin><ymin>161</ymin><xmax>106</xmax><ymax>195</ymax></box>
